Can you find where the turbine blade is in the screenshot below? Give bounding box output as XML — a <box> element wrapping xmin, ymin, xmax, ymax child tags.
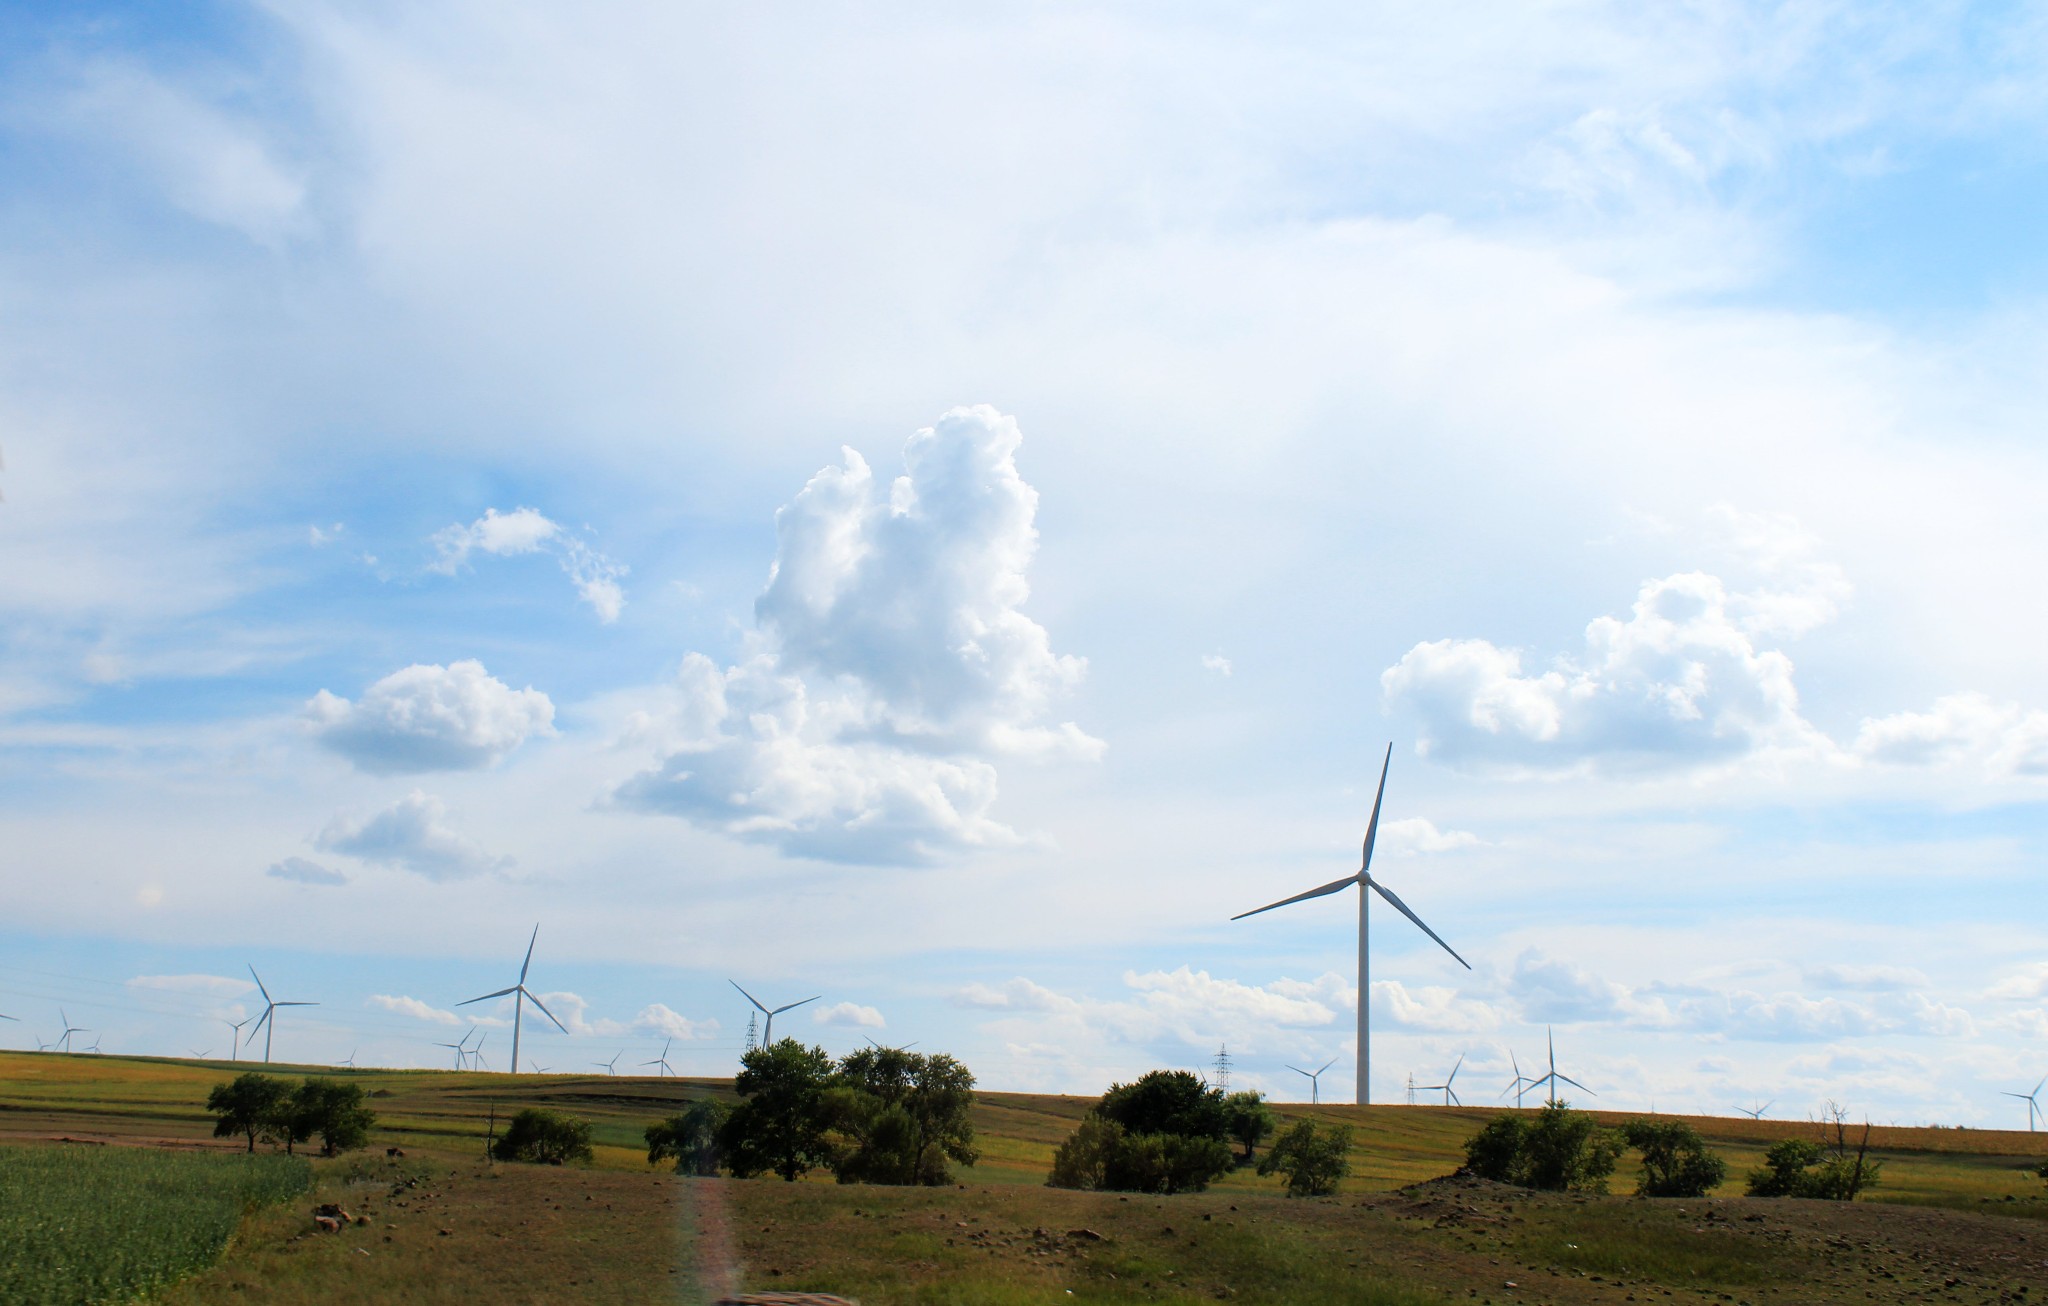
<box><xmin>1287</xmin><ymin>1066</ymin><xmax>1311</xmax><ymax>1077</ymax></box>
<box><xmin>1365</xmin><ymin>878</ymin><xmax>1471</xmax><ymax>968</ymax></box>
<box><xmin>519</xmin><ymin>923</ymin><xmax>540</xmax><ymax>983</ymax></box>
<box><xmin>730</xmin><ymin>980</ymin><xmax>769</xmax><ymax>1015</ymax></box>
<box><xmin>1317</xmin><ymin>1056</ymin><xmax>1338</xmax><ymax>1075</ymax></box>
<box><xmin>1231</xmin><ymin>874</ymin><xmax>1360</xmax><ymax>921</ymax></box>
<box><xmin>1359</xmin><ymin>741</ymin><xmax>1394</xmax><ymax>875</ymax></box>
<box><xmin>248</xmin><ymin>966</ymin><xmax>271</xmax><ymax>1002</ymax></box>
<box><xmin>460</xmin><ymin>986</ymin><xmax>519</xmax><ymax>1006</ymax></box>
<box><xmin>1555</xmin><ymin>1072</ymin><xmax>1594</xmax><ymax>1095</ymax></box>
<box><xmin>276</xmin><ymin>1001</ymin><xmax>318</xmax><ymax>1007</ymax></box>
<box><xmin>770</xmin><ymin>996</ymin><xmax>820</xmax><ymax>1016</ymax></box>
<box><xmin>522</xmin><ymin>987</ymin><xmax>570</xmax><ymax>1033</ymax></box>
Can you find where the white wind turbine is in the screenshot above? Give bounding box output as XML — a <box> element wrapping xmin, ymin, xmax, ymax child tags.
<box><xmin>1736</xmin><ymin>1099</ymin><xmax>1775</xmax><ymax>1121</ymax></box>
<box><xmin>471</xmin><ymin>1032</ymin><xmax>491</xmax><ymax>1072</ymax></box>
<box><xmin>225</xmin><ymin>1016</ymin><xmax>252</xmax><ymax>1062</ymax></box>
<box><xmin>1417</xmin><ymin>1054</ymin><xmax>1464</xmax><ymax>1106</ymax></box>
<box><xmin>340</xmin><ymin>1049</ymin><xmax>358</xmax><ymax>1070</ymax></box>
<box><xmin>642</xmin><ymin>1038</ymin><xmax>676</xmax><ymax>1077</ymax></box>
<box><xmin>1501</xmin><ymin>1050</ymin><xmax>1534</xmax><ymax>1109</ymax></box>
<box><xmin>730</xmin><ymin>981</ymin><xmax>818</xmax><ymax>1049</ymax></box>
<box><xmin>56</xmin><ymin>1009</ymin><xmax>88</xmax><ymax>1053</ymax></box>
<box><xmin>459</xmin><ymin>925</ymin><xmax>567</xmax><ymax>1076</ymax></box>
<box><xmin>1234</xmin><ymin>744</ymin><xmax>1470</xmax><ymax>1105</ymax></box>
<box><xmin>247</xmin><ymin>967</ymin><xmax>317</xmax><ymax>1063</ymax></box>
<box><xmin>433</xmin><ymin>1029</ymin><xmax>471</xmax><ymax>1070</ymax></box>
<box><xmin>1523</xmin><ymin>1028</ymin><xmax>1593</xmax><ymax>1103</ymax></box>
<box><xmin>2001</xmin><ymin>1076</ymin><xmax>2045</xmax><ymax>1131</ymax></box>
<box><xmin>594</xmin><ymin>1050</ymin><xmax>623</xmax><ymax>1076</ymax></box>
<box><xmin>1288</xmin><ymin>1056</ymin><xmax>1338</xmax><ymax>1105</ymax></box>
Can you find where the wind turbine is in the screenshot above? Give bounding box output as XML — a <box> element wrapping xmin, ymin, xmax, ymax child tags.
<box><xmin>1523</xmin><ymin>1028</ymin><xmax>1593</xmax><ymax>1102</ymax></box>
<box><xmin>730</xmin><ymin>981</ymin><xmax>818</xmax><ymax>1049</ymax></box>
<box><xmin>641</xmin><ymin>1038</ymin><xmax>676</xmax><ymax>1077</ymax></box>
<box><xmin>2001</xmin><ymin>1076</ymin><xmax>2046</xmax><ymax>1132</ymax></box>
<box><xmin>531</xmin><ymin>1063</ymin><xmax>552</xmax><ymax>1074</ymax></box>
<box><xmin>1233</xmin><ymin>743</ymin><xmax>1470</xmax><ymax>1105</ymax></box>
<box><xmin>340</xmin><ymin>1049</ymin><xmax>358</xmax><ymax>1070</ymax></box>
<box><xmin>471</xmin><ymin>1032</ymin><xmax>491</xmax><ymax>1072</ymax></box>
<box><xmin>1501</xmin><ymin>1050</ymin><xmax>1533</xmax><ymax>1109</ymax></box>
<box><xmin>433</xmin><ymin>1033</ymin><xmax>471</xmax><ymax>1070</ymax></box>
<box><xmin>225</xmin><ymin>1017</ymin><xmax>252</xmax><ymax>1062</ymax></box>
<box><xmin>85</xmin><ymin>1035</ymin><xmax>103</xmax><ymax>1054</ymax></box>
<box><xmin>459</xmin><ymin>925</ymin><xmax>567</xmax><ymax>1076</ymax></box>
<box><xmin>594</xmin><ymin>1050</ymin><xmax>622</xmax><ymax>1076</ymax></box>
<box><xmin>1417</xmin><ymin>1054</ymin><xmax>1464</xmax><ymax>1106</ymax></box>
<box><xmin>56</xmin><ymin>1009</ymin><xmax>87</xmax><ymax>1053</ymax></box>
<box><xmin>1736</xmin><ymin>1100</ymin><xmax>1775</xmax><ymax>1121</ymax></box>
<box><xmin>247</xmin><ymin>966</ymin><xmax>317</xmax><ymax>1063</ymax></box>
<box><xmin>191</xmin><ymin>1048</ymin><xmax>211</xmax><ymax>1059</ymax></box>
<box><xmin>1288</xmin><ymin>1056</ymin><xmax>1338</xmax><ymax>1105</ymax></box>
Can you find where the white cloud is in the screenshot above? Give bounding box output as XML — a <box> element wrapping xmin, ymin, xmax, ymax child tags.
<box><xmin>306</xmin><ymin>660</ymin><xmax>555</xmax><ymax>775</ymax></box>
<box><xmin>1201</xmin><ymin>653</ymin><xmax>1233</xmax><ymax>676</ymax></box>
<box><xmin>430</xmin><ymin>506</ymin><xmax>627</xmax><ymax>623</ymax></box>
<box><xmin>1373</xmin><ymin>979</ymin><xmax>1504</xmax><ymax>1033</ymax></box>
<box><xmin>266</xmin><ymin>856</ymin><xmax>348</xmax><ymax>886</ymax></box>
<box><xmin>315</xmin><ymin>790</ymin><xmax>509</xmax><ymax>881</ymax></box>
<box><xmin>612</xmin><ymin>407</ymin><xmax>1099</xmax><ymax>864</ymax></box>
<box><xmin>1806</xmin><ymin>964</ymin><xmax>1930</xmax><ymax>992</ymax></box>
<box><xmin>126</xmin><ymin>973</ymin><xmax>252</xmax><ymax>997</ymax></box>
<box><xmin>1987</xmin><ymin>963</ymin><xmax>2048</xmax><ymax>1002</ymax></box>
<box><xmin>952</xmin><ymin>977</ymin><xmax>1080</xmax><ymax>1013</ymax></box>
<box><xmin>1381</xmin><ymin>816</ymin><xmax>1485</xmax><ymax>853</ymax></box>
<box><xmin>814</xmin><ymin>1001</ymin><xmax>885</xmax><ymax>1029</ymax></box>
<box><xmin>1383</xmin><ymin>569</ymin><xmax>1827</xmax><ymax>775</ymax></box>
<box><xmin>1853</xmin><ymin>692</ymin><xmax>2048</xmax><ymax>777</ymax></box>
<box><xmin>633</xmin><ymin>1003</ymin><xmax>717</xmax><ymax>1040</ymax></box>
<box><xmin>1125</xmin><ymin>966</ymin><xmax>1344</xmax><ymax>1031</ymax></box>
<box><xmin>368</xmin><ymin>994</ymin><xmax>464</xmax><ymax>1026</ymax></box>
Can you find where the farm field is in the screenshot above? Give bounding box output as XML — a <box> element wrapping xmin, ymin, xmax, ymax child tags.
<box><xmin>3</xmin><ymin>1049</ymin><xmax>2047</xmax><ymax>1303</ymax></box>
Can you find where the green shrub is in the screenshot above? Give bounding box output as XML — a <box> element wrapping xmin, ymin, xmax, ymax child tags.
<box><xmin>646</xmin><ymin>1100</ymin><xmax>729</xmax><ymax>1176</ymax></box>
<box><xmin>823</xmin><ymin>1047</ymin><xmax>979</xmax><ymax>1186</ymax></box>
<box><xmin>1619</xmin><ymin>1119</ymin><xmax>1726</xmax><ymax>1197</ymax></box>
<box><xmin>291</xmin><ymin>1078</ymin><xmax>376</xmax><ymax>1157</ymax></box>
<box><xmin>493</xmin><ymin>1108</ymin><xmax>595</xmax><ymax>1165</ymax></box>
<box><xmin>720</xmin><ymin>1039</ymin><xmax>836</xmax><ymax>1181</ymax></box>
<box><xmin>1257</xmin><ymin>1118</ymin><xmax>1352</xmax><ymax>1196</ymax></box>
<box><xmin>1745</xmin><ymin>1138</ymin><xmax>1882</xmax><ymax>1199</ymax></box>
<box><xmin>1462</xmin><ymin>1100</ymin><xmax>1619</xmax><ymax>1192</ymax></box>
<box><xmin>1224</xmin><ymin>1090</ymin><xmax>1276</xmax><ymax>1165</ymax></box>
<box><xmin>1047</xmin><ymin>1070</ymin><xmax>1237</xmax><ymax>1195</ymax></box>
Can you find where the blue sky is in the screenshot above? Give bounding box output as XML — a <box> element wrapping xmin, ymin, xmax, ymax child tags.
<box><xmin>2</xmin><ymin>1</ymin><xmax>2047</xmax><ymax>1123</ymax></box>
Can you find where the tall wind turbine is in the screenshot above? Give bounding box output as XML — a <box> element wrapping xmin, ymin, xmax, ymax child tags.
<box><xmin>226</xmin><ymin>1016</ymin><xmax>251</xmax><ymax>1062</ymax></box>
<box><xmin>1288</xmin><ymin>1056</ymin><xmax>1338</xmax><ymax>1105</ymax></box>
<box><xmin>459</xmin><ymin>925</ymin><xmax>567</xmax><ymax>1076</ymax></box>
<box><xmin>642</xmin><ymin>1038</ymin><xmax>676</xmax><ymax>1077</ymax></box>
<box><xmin>56</xmin><ymin>1009</ymin><xmax>87</xmax><ymax>1053</ymax></box>
<box><xmin>1523</xmin><ymin>1028</ymin><xmax>1593</xmax><ymax>1102</ymax></box>
<box><xmin>730</xmin><ymin>981</ymin><xmax>818</xmax><ymax>1049</ymax></box>
<box><xmin>2001</xmin><ymin>1076</ymin><xmax>2046</xmax><ymax>1132</ymax></box>
<box><xmin>1234</xmin><ymin>743</ymin><xmax>1470</xmax><ymax>1105</ymax></box>
<box><xmin>1417</xmin><ymin>1054</ymin><xmax>1464</xmax><ymax>1106</ymax></box>
<box><xmin>1501</xmin><ymin>1051</ymin><xmax>1533</xmax><ymax>1109</ymax></box>
<box><xmin>247</xmin><ymin>967</ymin><xmax>317</xmax><ymax>1063</ymax></box>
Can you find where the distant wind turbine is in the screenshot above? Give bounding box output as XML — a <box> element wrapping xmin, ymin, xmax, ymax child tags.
<box><xmin>247</xmin><ymin>967</ymin><xmax>317</xmax><ymax>1063</ymax></box>
<box><xmin>191</xmin><ymin>1048</ymin><xmax>211</xmax><ymax>1059</ymax></box>
<box><xmin>85</xmin><ymin>1035</ymin><xmax>102</xmax><ymax>1054</ymax></box>
<box><xmin>730</xmin><ymin>981</ymin><xmax>818</xmax><ymax>1049</ymax></box>
<box><xmin>1501</xmin><ymin>1050</ymin><xmax>1533</xmax><ymax>1109</ymax></box>
<box><xmin>2001</xmin><ymin>1076</ymin><xmax>2046</xmax><ymax>1132</ymax></box>
<box><xmin>862</xmin><ymin>1037</ymin><xmax>920</xmax><ymax>1051</ymax></box>
<box><xmin>1417</xmin><ymin>1054</ymin><xmax>1464</xmax><ymax>1106</ymax></box>
<box><xmin>471</xmin><ymin>1032</ymin><xmax>491</xmax><ymax>1072</ymax></box>
<box><xmin>595</xmin><ymin>1050</ymin><xmax>622</xmax><ymax>1076</ymax></box>
<box><xmin>1288</xmin><ymin>1056</ymin><xmax>1339</xmax><ymax>1105</ymax></box>
<box><xmin>433</xmin><ymin>1031</ymin><xmax>471</xmax><ymax>1070</ymax></box>
<box><xmin>340</xmin><ymin>1049</ymin><xmax>358</xmax><ymax>1070</ymax></box>
<box><xmin>1233</xmin><ymin>743</ymin><xmax>1470</xmax><ymax>1105</ymax></box>
<box><xmin>1523</xmin><ymin>1028</ymin><xmax>1593</xmax><ymax>1102</ymax></box>
<box><xmin>459</xmin><ymin>925</ymin><xmax>567</xmax><ymax>1076</ymax></box>
<box><xmin>56</xmin><ymin>1009</ymin><xmax>87</xmax><ymax>1053</ymax></box>
<box><xmin>1736</xmin><ymin>1100</ymin><xmax>1775</xmax><ymax>1121</ymax></box>
<box><xmin>530</xmin><ymin>1063</ymin><xmax>552</xmax><ymax>1074</ymax></box>
<box><xmin>226</xmin><ymin>1017</ymin><xmax>252</xmax><ymax>1062</ymax></box>
<box><xmin>641</xmin><ymin>1039</ymin><xmax>676</xmax><ymax>1077</ymax></box>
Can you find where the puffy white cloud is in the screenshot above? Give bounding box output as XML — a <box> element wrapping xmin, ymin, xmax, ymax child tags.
<box><xmin>1806</xmin><ymin>964</ymin><xmax>1930</xmax><ymax>992</ymax></box>
<box><xmin>613</xmin><ymin>407</ymin><xmax>1099</xmax><ymax>864</ymax></box>
<box><xmin>430</xmin><ymin>506</ymin><xmax>627</xmax><ymax>623</ymax></box>
<box><xmin>126</xmin><ymin>973</ymin><xmax>252</xmax><ymax>996</ymax></box>
<box><xmin>1384</xmin><ymin>570</ymin><xmax>1826</xmax><ymax>774</ymax></box>
<box><xmin>1986</xmin><ymin>963</ymin><xmax>2048</xmax><ymax>1002</ymax></box>
<box><xmin>266</xmin><ymin>856</ymin><xmax>348</xmax><ymax>886</ymax></box>
<box><xmin>368</xmin><ymin>994</ymin><xmax>464</xmax><ymax>1026</ymax></box>
<box><xmin>1381</xmin><ymin>817</ymin><xmax>1485</xmax><ymax>854</ymax></box>
<box><xmin>1511</xmin><ymin>950</ymin><xmax>1675</xmax><ymax>1025</ymax></box>
<box><xmin>1124</xmin><ymin>966</ymin><xmax>1344</xmax><ymax>1031</ymax></box>
<box><xmin>634</xmin><ymin>1004</ymin><xmax>717</xmax><ymax>1040</ymax></box>
<box><xmin>1201</xmin><ymin>653</ymin><xmax>1233</xmax><ymax>676</ymax></box>
<box><xmin>814</xmin><ymin>1002</ymin><xmax>885</xmax><ymax>1029</ymax></box>
<box><xmin>306</xmin><ymin>660</ymin><xmax>555</xmax><ymax>774</ymax></box>
<box><xmin>1372</xmin><ymin>980</ymin><xmax>1504</xmax><ymax>1033</ymax></box>
<box><xmin>951</xmin><ymin>977</ymin><xmax>1080</xmax><ymax>1013</ymax></box>
<box><xmin>1853</xmin><ymin>692</ymin><xmax>2048</xmax><ymax>777</ymax></box>
<box><xmin>315</xmin><ymin>790</ymin><xmax>509</xmax><ymax>881</ymax></box>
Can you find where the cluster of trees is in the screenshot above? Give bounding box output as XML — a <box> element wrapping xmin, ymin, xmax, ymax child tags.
<box><xmin>643</xmin><ymin>1041</ymin><xmax>980</xmax><ymax>1186</ymax></box>
<box><xmin>493</xmin><ymin>1108</ymin><xmax>595</xmax><ymax>1165</ymax></box>
<box><xmin>205</xmin><ymin>1073</ymin><xmax>376</xmax><ymax>1157</ymax></box>
<box><xmin>1046</xmin><ymin>1070</ymin><xmax>1348</xmax><ymax>1197</ymax></box>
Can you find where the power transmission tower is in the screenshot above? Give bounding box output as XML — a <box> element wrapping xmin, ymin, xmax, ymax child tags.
<box><xmin>1211</xmin><ymin>1044</ymin><xmax>1232</xmax><ymax>1094</ymax></box>
<box><xmin>744</xmin><ymin>1011</ymin><xmax>758</xmax><ymax>1054</ymax></box>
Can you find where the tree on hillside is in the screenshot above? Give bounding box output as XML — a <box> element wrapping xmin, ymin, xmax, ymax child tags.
<box><xmin>1618</xmin><ymin>1119</ymin><xmax>1725</xmax><ymax>1197</ymax></box>
<box><xmin>1746</xmin><ymin>1102</ymin><xmax>1881</xmax><ymax>1200</ymax></box>
<box><xmin>720</xmin><ymin>1038</ymin><xmax>836</xmax><ymax>1181</ymax></box>
<box><xmin>1223</xmin><ymin>1091</ymin><xmax>1276</xmax><ymax>1165</ymax></box>
<box><xmin>1462</xmin><ymin>1100</ymin><xmax>1620</xmax><ymax>1193</ymax></box>
<box><xmin>647</xmin><ymin>1099</ymin><xmax>729</xmax><ymax>1176</ymax></box>
<box><xmin>207</xmin><ymin>1073</ymin><xmax>288</xmax><ymax>1153</ymax></box>
<box><xmin>1046</xmin><ymin>1070</ymin><xmax>1235</xmax><ymax>1195</ymax></box>
<box><xmin>292</xmin><ymin>1079</ymin><xmax>376</xmax><ymax>1157</ymax></box>
<box><xmin>1258</xmin><ymin>1118</ymin><xmax>1352</xmax><ymax>1197</ymax></box>
<box><xmin>494</xmin><ymin>1108</ymin><xmax>595</xmax><ymax>1165</ymax></box>
<box><xmin>825</xmin><ymin>1046</ymin><xmax>979</xmax><ymax>1185</ymax></box>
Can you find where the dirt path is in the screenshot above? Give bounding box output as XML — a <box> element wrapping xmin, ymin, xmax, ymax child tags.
<box><xmin>688</xmin><ymin>1178</ymin><xmax>742</xmax><ymax>1303</ymax></box>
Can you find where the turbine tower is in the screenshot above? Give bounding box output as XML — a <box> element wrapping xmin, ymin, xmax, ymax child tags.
<box><xmin>642</xmin><ymin>1038</ymin><xmax>676</xmax><ymax>1077</ymax></box>
<box><xmin>55</xmin><ymin>1009</ymin><xmax>87</xmax><ymax>1053</ymax></box>
<box><xmin>1502</xmin><ymin>1050</ymin><xmax>1533</xmax><ymax>1109</ymax></box>
<box><xmin>1287</xmin><ymin>1056</ymin><xmax>1338</xmax><ymax>1105</ymax></box>
<box><xmin>247</xmin><ymin>967</ymin><xmax>317</xmax><ymax>1063</ymax></box>
<box><xmin>730</xmin><ymin>981</ymin><xmax>818</xmax><ymax>1049</ymax></box>
<box><xmin>1417</xmin><ymin>1054</ymin><xmax>1464</xmax><ymax>1106</ymax></box>
<box><xmin>226</xmin><ymin>1016</ymin><xmax>252</xmax><ymax>1062</ymax></box>
<box><xmin>459</xmin><ymin>925</ymin><xmax>568</xmax><ymax>1076</ymax></box>
<box><xmin>1523</xmin><ymin>1028</ymin><xmax>1593</xmax><ymax>1102</ymax></box>
<box><xmin>2001</xmin><ymin>1076</ymin><xmax>2045</xmax><ymax>1132</ymax></box>
<box><xmin>1234</xmin><ymin>743</ymin><xmax>1470</xmax><ymax>1105</ymax></box>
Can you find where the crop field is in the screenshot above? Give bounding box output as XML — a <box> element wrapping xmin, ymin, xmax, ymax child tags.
<box><xmin>4</xmin><ymin>1049</ymin><xmax>2048</xmax><ymax>1303</ymax></box>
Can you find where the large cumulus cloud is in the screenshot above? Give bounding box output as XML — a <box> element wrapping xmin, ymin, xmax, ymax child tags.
<box><xmin>307</xmin><ymin>660</ymin><xmax>554</xmax><ymax>774</ymax></box>
<box><xmin>612</xmin><ymin>406</ymin><xmax>1099</xmax><ymax>864</ymax></box>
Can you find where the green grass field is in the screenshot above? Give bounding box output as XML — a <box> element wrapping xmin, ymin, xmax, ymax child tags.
<box><xmin>5</xmin><ymin>1048</ymin><xmax>2048</xmax><ymax>1303</ymax></box>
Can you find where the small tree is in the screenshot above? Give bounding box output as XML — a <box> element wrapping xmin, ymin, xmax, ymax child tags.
<box><xmin>720</xmin><ymin>1038</ymin><xmax>836</xmax><ymax>1181</ymax></box>
<box><xmin>1462</xmin><ymin>1114</ymin><xmax>1527</xmax><ymax>1183</ymax></box>
<box><xmin>1046</xmin><ymin>1070</ymin><xmax>1235</xmax><ymax>1195</ymax></box>
<box><xmin>647</xmin><ymin>1100</ymin><xmax>729</xmax><ymax>1176</ymax></box>
<box><xmin>207</xmin><ymin>1073</ymin><xmax>287</xmax><ymax>1153</ymax></box>
<box><xmin>493</xmin><ymin>1108</ymin><xmax>595</xmax><ymax>1165</ymax></box>
<box><xmin>1258</xmin><ymin>1118</ymin><xmax>1352</xmax><ymax>1196</ymax></box>
<box><xmin>1619</xmin><ymin>1119</ymin><xmax>1725</xmax><ymax>1197</ymax></box>
<box><xmin>825</xmin><ymin>1048</ymin><xmax>980</xmax><ymax>1185</ymax></box>
<box><xmin>1461</xmin><ymin>1100</ymin><xmax>1619</xmax><ymax>1192</ymax></box>
<box><xmin>1745</xmin><ymin>1104</ymin><xmax>1881</xmax><ymax>1200</ymax></box>
<box><xmin>291</xmin><ymin>1079</ymin><xmax>376</xmax><ymax>1157</ymax></box>
<box><xmin>1097</xmin><ymin>1070</ymin><xmax>1229</xmax><ymax>1140</ymax></box>
<box><xmin>1223</xmin><ymin>1091</ymin><xmax>1276</xmax><ymax>1165</ymax></box>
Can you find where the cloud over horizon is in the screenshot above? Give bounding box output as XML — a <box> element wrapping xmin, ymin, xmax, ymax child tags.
<box><xmin>316</xmin><ymin>790</ymin><xmax>511</xmax><ymax>881</ymax></box>
<box><xmin>307</xmin><ymin>660</ymin><xmax>555</xmax><ymax>775</ymax></box>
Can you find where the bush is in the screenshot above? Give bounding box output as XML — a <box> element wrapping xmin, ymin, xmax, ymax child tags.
<box><xmin>646</xmin><ymin>1100</ymin><xmax>729</xmax><ymax>1176</ymax></box>
<box><xmin>1619</xmin><ymin>1119</ymin><xmax>1726</xmax><ymax>1197</ymax></box>
<box><xmin>720</xmin><ymin>1039</ymin><xmax>837</xmax><ymax>1181</ymax></box>
<box><xmin>290</xmin><ymin>1079</ymin><xmax>376</xmax><ymax>1157</ymax></box>
<box><xmin>1224</xmin><ymin>1091</ymin><xmax>1276</xmax><ymax>1165</ymax></box>
<box><xmin>493</xmin><ymin>1108</ymin><xmax>595</xmax><ymax>1165</ymax></box>
<box><xmin>1257</xmin><ymin>1118</ymin><xmax>1352</xmax><ymax>1196</ymax></box>
<box><xmin>1046</xmin><ymin>1070</ymin><xmax>1235</xmax><ymax>1195</ymax></box>
<box><xmin>1746</xmin><ymin>1138</ymin><xmax>1882</xmax><ymax>1199</ymax></box>
<box><xmin>823</xmin><ymin>1047</ymin><xmax>979</xmax><ymax>1186</ymax></box>
<box><xmin>1461</xmin><ymin>1100</ymin><xmax>1619</xmax><ymax>1192</ymax></box>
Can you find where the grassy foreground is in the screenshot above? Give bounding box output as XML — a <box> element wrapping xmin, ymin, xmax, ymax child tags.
<box><xmin>4</xmin><ymin>1049</ymin><xmax>2048</xmax><ymax>1303</ymax></box>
